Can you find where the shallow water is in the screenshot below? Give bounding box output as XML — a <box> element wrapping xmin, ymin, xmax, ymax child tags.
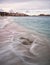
<box><xmin>0</xmin><ymin>16</ymin><xmax>50</xmax><ymax>65</ymax></box>
<box><xmin>10</xmin><ymin>16</ymin><xmax>50</xmax><ymax>38</ymax></box>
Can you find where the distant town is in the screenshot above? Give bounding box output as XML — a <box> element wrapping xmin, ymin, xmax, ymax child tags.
<box><xmin>0</xmin><ymin>11</ymin><xmax>50</xmax><ymax>16</ymax></box>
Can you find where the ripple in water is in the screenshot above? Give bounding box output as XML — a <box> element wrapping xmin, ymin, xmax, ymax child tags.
<box><xmin>0</xmin><ymin>17</ymin><xmax>50</xmax><ymax>65</ymax></box>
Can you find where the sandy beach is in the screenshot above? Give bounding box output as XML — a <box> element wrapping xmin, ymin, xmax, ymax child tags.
<box><xmin>0</xmin><ymin>17</ymin><xmax>50</xmax><ymax>65</ymax></box>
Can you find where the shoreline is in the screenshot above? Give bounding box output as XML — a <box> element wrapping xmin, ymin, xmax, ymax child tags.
<box><xmin>0</xmin><ymin>18</ymin><xmax>50</xmax><ymax>42</ymax></box>
<box><xmin>0</xmin><ymin>18</ymin><xmax>50</xmax><ymax>65</ymax></box>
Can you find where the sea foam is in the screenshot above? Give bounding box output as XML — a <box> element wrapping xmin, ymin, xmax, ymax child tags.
<box><xmin>0</xmin><ymin>17</ymin><xmax>50</xmax><ymax>65</ymax></box>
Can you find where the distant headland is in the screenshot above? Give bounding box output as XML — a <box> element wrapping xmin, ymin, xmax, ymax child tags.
<box><xmin>0</xmin><ymin>12</ymin><xmax>29</xmax><ymax>16</ymax></box>
<box><xmin>0</xmin><ymin>12</ymin><xmax>50</xmax><ymax>16</ymax></box>
<box><xmin>38</xmin><ymin>14</ymin><xmax>50</xmax><ymax>16</ymax></box>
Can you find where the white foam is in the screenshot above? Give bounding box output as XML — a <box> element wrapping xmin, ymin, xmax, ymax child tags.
<box><xmin>0</xmin><ymin>17</ymin><xmax>50</xmax><ymax>65</ymax></box>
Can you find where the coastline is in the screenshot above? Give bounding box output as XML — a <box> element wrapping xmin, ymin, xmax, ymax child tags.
<box><xmin>0</xmin><ymin>18</ymin><xmax>50</xmax><ymax>43</ymax></box>
<box><xmin>0</xmin><ymin>19</ymin><xmax>50</xmax><ymax>65</ymax></box>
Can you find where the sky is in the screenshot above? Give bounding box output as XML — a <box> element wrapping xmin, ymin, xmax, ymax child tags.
<box><xmin>0</xmin><ymin>0</ymin><xmax>50</xmax><ymax>15</ymax></box>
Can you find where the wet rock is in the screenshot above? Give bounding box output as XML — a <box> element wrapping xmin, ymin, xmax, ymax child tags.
<box><xmin>20</xmin><ymin>37</ymin><xmax>33</xmax><ymax>45</ymax></box>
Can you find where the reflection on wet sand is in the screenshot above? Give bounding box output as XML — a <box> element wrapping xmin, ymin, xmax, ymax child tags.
<box><xmin>0</xmin><ymin>17</ymin><xmax>50</xmax><ymax>65</ymax></box>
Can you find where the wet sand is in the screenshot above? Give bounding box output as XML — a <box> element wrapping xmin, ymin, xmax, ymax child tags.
<box><xmin>0</xmin><ymin>17</ymin><xmax>50</xmax><ymax>65</ymax></box>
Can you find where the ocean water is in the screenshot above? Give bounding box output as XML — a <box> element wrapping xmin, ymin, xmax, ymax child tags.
<box><xmin>10</xmin><ymin>16</ymin><xmax>50</xmax><ymax>38</ymax></box>
<box><xmin>0</xmin><ymin>16</ymin><xmax>50</xmax><ymax>65</ymax></box>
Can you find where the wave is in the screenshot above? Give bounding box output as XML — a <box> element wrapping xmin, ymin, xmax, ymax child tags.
<box><xmin>0</xmin><ymin>17</ymin><xmax>50</xmax><ymax>65</ymax></box>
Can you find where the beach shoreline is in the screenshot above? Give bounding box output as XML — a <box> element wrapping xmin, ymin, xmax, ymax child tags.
<box><xmin>0</xmin><ymin>17</ymin><xmax>50</xmax><ymax>65</ymax></box>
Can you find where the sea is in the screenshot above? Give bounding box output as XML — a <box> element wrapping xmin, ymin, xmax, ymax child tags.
<box><xmin>0</xmin><ymin>16</ymin><xmax>50</xmax><ymax>65</ymax></box>
<box><xmin>11</xmin><ymin>16</ymin><xmax>50</xmax><ymax>38</ymax></box>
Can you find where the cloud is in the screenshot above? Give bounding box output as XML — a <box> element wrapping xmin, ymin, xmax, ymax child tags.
<box><xmin>0</xmin><ymin>0</ymin><xmax>50</xmax><ymax>13</ymax></box>
<box><xmin>0</xmin><ymin>0</ymin><xmax>33</xmax><ymax>3</ymax></box>
<box><xmin>0</xmin><ymin>0</ymin><xmax>50</xmax><ymax>3</ymax></box>
<box><xmin>0</xmin><ymin>9</ymin><xmax>4</xmax><ymax>12</ymax></box>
